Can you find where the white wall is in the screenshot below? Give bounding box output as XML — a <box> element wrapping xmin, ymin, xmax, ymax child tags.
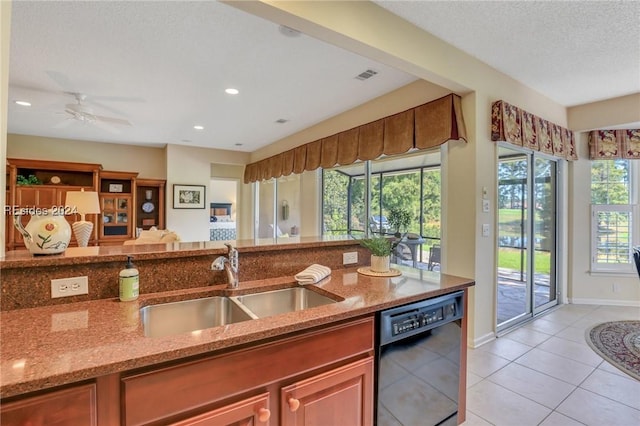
<box><xmin>7</xmin><ymin>134</ymin><xmax>167</xmax><ymax>179</ymax></box>
<box><xmin>210</xmin><ymin>179</ymin><xmax>237</xmax><ymax>212</ymax></box>
<box><xmin>0</xmin><ymin>1</ymin><xmax>11</xmax><ymax>258</ymax></box>
<box><xmin>210</xmin><ymin>163</ymin><xmax>252</xmax><ymax>240</ymax></box>
<box><xmin>166</xmin><ymin>144</ymin><xmax>249</xmax><ymax>242</ymax></box>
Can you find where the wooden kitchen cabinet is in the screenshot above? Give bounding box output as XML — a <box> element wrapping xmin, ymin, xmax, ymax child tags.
<box><xmin>121</xmin><ymin>317</ymin><xmax>374</xmax><ymax>426</ymax></box>
<box><xmin>0</xmin><ymin>383</ymin><xmax>97</xmax><ymax>426</ymax></box>
<box><xmin>170</xmin><ymin>393</ymin><xmax>271</xmax><ymax>426</ymax></box>
<box><xmin>280</xmin><ymin>357</ymin><xmax>373</xmax><ymax>426</ymax></box>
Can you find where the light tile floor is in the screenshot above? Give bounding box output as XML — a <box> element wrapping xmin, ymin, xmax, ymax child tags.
<box><xmin>463</xmin><ymin>304</ymin><xmax>640</xmax><ymax>426</ymax></box>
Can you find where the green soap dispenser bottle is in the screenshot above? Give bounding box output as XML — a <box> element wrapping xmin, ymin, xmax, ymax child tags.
<box><xmin>119</xmin><ymin>256</ymin><xmax>139</xmax><ymax>302</ymax></box>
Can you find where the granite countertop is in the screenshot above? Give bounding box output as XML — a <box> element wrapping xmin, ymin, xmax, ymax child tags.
<box><xmin>0</xmin><ymin>266</ymin><xmax>474</xmax><ymax>399</ymax></box>
<box><xmin>0</xmin><ymin>236</ymin><xmax>361</xmax><ymax>268</ymax></box>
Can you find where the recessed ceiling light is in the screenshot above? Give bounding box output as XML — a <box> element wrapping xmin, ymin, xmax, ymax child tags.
<box><xmin>181</xmin><ymin>139</ymin><xmax>191</xmax><ymax>143</ymax></box>
<box><xmin>225</xmin><ymin>88</ymin><xmax>239</xmax><ymax>95</ymax></box>
<box><xmin>193</xmin><ymin>125</ymin><xmax>204</xmax><ymax>130</ymax></box>
<box><xmin>14</xmin><ymin>100</ymin><xmax>31</xmax><ymax>107</ymax></box>
<box><xmin>234</xmin><ymin>143</ymin><xmax>243</xmax><ymax>146</ymax></box>
<box><xmin>275</xmin><ymin>118</ymin><xmax>289</xmax><ymax>124</ymax></box>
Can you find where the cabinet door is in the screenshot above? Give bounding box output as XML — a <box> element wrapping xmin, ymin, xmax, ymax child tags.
<box><xmin>100</xmin><ymin>194</ymin><xmax>132</xmax><ymax>240</ymax></box>
<box><xmin>0</xmin><ymin>383</ymin><xmax>97</xmax><ymax>426</ymax></box>
<box><xmin>280</xmin><ymin>357</ymin><xmax>373</xmax><ymax>426</ymax></box>
<box><xmin>170</xmin><ymin>393</ymin><xmax>271</xmax><ymax>426</ymax></box>
<box><xmin>15</xmin><ymin>186</ymin><xmax>58</xmax><ymax>207</ymax></box>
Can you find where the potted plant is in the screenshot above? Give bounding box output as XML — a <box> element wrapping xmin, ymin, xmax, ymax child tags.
<box><xmin>359</xmin><ymin>235</ymin><xmax>399</xmax><ymax>273</ymax></box>
<box><xmin>387</xmin><ymin>207</ymin><xmax>411</xmax><ymax>237</ymax></box>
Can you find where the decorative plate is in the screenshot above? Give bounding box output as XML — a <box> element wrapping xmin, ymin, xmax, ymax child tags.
<box><xmin>50</xmin><ymin>175</ymin><xmax>61</xmax><ymax>184</ymax></box>
<box><xmin>142</xmin><ymin>201</ymin><xmax>155</xmax><ymax>213</ymax></box>
<box><xmin>357</xmin><ymin>267</ymin><xmax>402</xmax><ymax>277</ymax></box>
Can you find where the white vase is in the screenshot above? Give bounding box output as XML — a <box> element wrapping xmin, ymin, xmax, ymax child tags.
<box><xmin>370</xmin><ymin>255</ymin><xmax>390</xmax><ymax>273</ymax></box>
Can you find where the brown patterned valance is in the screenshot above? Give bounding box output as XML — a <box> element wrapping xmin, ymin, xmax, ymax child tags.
<box><xmin>589</xmin><ymin>129</ymin><xmax>640</xmax><ymax>159</ymax></box>
<box><xmin>244</xmin><ymin>94</ymin><xmax>467</xmax><ymax>183</ymax></box>
<box><xmin>491</xmin><ymin>100</ymin><xmax>578</xmax><ymax>160</ymax></box>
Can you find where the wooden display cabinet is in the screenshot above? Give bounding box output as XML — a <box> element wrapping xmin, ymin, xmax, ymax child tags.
<box><xmin>5</xmin><ymin>158</ymin><xmax>101</xmax><ymax>251</ymax></box>
<box><xmin>99</xmin><ymin>171</ymin><xmax>138</xmax><ymax>245</ymax></box>
<box><xmin>135</xmin><ymin>178</ymin><xmax>166</xmax><ymax>231</ymax></box>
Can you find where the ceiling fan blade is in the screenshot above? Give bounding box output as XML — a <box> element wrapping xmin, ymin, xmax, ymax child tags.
<box><xmin>90</xmin><ymin>95</ymin><xmax>145</xmax><ymax>103</ymax></box>
<box><xmin>94</xmin><ymin>114</ymin><xmax>131</xmax><ymax>126</ymax></box>
<box><xmin>53</xmin><ymin>118</ymin><xmax>75</xmax><ymax>129</ymax></box>
<box><xmin>89</xmin><ymin>100</ymin><xmax>129</xmax><ymax>117</ymax></box>
<box><xmin>92</xmin><ymin>119</ymin><xmax>121</xmax><ymax>134</ymax></box>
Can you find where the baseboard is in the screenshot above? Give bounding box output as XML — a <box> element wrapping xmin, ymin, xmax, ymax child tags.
<box><xmin>469</xmin><ymin>331</ymin><xmax>496</xmax><ymax>349</ymax></box>
<box><xmin>569</xmin><ymin>298</ymin><xmax>640</xmax><ymax>307</ymax></box>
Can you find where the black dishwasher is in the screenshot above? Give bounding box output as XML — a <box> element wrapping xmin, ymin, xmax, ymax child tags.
<box><xmin>376</xmin><ymin>291</ymin><xmax>464</xmax><ymax>426</ymax></box>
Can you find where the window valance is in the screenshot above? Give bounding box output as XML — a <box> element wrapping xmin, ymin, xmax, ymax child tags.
<box><xmin>244</xmin><ymin>94</ymin><xmax>467</xmax><ymax>183</ymax></box>
<box><xmin>588</xmin><ymin>129</ymin><xmax>640</xmax><ymax>160</ymax></box>
<box><xmin>491</xmin><ymin>100</ymin><xmax>578</xmax><ymax>160</ymax></box>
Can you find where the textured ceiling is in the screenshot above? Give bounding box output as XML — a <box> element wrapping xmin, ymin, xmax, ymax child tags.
<box><xmin>375</xmin><ymin>0</ymin><xmax>640</xmax><ymax>107</ymax></box>
<box><xmin>7</xmin><ymin>1</ymin><xmax>640</xmax><ymax>151</ymax></box>
<box><xmin>7</xmin><ymin>1</ymin><xmax>417</xmax><ymax>150</ymax></box>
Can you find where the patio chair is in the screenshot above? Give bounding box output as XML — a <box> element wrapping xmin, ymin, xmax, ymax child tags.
<box><xmin>393</xmin><ymin>242</ymin><xmax>413</xmax><ymax>265</ymax></box>
<box><xmin>428</xmin><ymin>245</ymin><xmax>441</xmax><ymax>271</ymax></box>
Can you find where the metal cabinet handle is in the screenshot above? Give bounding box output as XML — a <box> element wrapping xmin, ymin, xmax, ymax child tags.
<box><xmin>257</xmin><ymin>407</ymin><xmax>271</xmax><ymax>422</ymax></box>
<box><xmin>288</xmin><ymin>397</ymin><xmax>300</xmax><ymax>412</ymax></box>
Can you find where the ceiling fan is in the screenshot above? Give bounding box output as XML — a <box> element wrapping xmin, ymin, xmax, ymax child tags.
<box><xmin>59</xmin><ymin>92</ymin><xmax>132</xmax><ymax>127</ymax></box>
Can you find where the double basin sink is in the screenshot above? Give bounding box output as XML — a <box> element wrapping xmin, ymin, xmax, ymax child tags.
<box><xmin>140</xmin><ymin>287</ymin><xmax>338</xmax><ymax>338</ymax></box>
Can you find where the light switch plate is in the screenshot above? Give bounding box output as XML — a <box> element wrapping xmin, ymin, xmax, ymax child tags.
<box><xmin>482</xmin><ymin>199</ymin><xmax>490</xmax><ymax>213</ymax></box>
<box><xmin>482</xmin><ymin>224</ymin><xmax>490</xmax><ymax>237</ymax></box>
<box><xmin>343</xmin><ymin>252</ymin><xmax>358</xmax><ymax>265</ymax></box>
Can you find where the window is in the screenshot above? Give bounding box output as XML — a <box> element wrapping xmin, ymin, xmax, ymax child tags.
<box><xmin>321</xmin><ymin>150</ymin><xmax>442</xmax><ymax>265</ymax></box>
<box><xmin>590</xmin><ymin>159</ymin><xmax>639</xmax><ymax>273</ymax></box>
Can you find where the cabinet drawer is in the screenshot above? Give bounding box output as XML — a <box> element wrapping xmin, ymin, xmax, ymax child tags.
<box><xmin>0</xmin><ymin>383</ymin><xmax>97</xmax><ymax>426</ymax></box>
<box><xmin>122</xmin><ymin>316</ymin><xmax>373</xmax><ymax>426</ymax></box>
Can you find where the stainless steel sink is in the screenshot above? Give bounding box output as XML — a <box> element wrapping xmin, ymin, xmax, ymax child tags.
<box><xmin>231</xmin><ymin>287</ymin><xmax>337</xmax><ymax>318</ymax></box>
<box><xmin>141</xmin><ymin>288</ymin><xmax>338</xmax><ymax>337</ymax></box>
<box><xmin>140</xmin><ymin>296</ymin><xmax>254</xmax><ymax>338</ymax></box>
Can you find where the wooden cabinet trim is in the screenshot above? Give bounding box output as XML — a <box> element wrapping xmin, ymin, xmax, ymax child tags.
<box><xmin>122</xmin><ymin>317</ymin><xmax>373</xmax><ymax>426</ymax></box>
<box><xmin>8</xmin><ymin>158</ymin><xmax>102</xmax><ymax>173</ymax></box>
<box><xmin>170</xmin><ymin>392</ymin><xmax>270</xmax><ymax>426</ymax></box>
<box><xmin>0</xmin><ymin>383</ymin><xmax>97</xmax><ymax>426</ymax></box>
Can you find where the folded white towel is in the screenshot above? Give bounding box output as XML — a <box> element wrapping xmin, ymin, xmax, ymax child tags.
<box><xmin>295</xmin><ymin>264</ymin><xmax>332</xmax><ymax>285</ymax></box>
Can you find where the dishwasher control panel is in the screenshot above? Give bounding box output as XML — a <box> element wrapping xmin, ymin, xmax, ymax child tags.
<box><xmin>379</xmin><ymin>291</ymin><xmax>463</xmax><ymax>345</ymax></box>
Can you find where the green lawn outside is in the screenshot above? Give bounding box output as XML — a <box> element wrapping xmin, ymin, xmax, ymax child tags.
<box><xmin>498</xmin><ymin>247</ymin><xmax>551</xmax><ymax>275</ymax></box>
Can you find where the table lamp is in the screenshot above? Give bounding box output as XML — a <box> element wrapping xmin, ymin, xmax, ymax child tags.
<box><xmin>65</xmin><ymin>189</ymin><xmax>100</xmax><ymax>247</ymax></box>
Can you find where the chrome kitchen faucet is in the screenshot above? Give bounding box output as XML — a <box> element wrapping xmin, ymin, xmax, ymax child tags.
<box><xmin>211</xmin><ymin>243</ymin><xmax>239</xmax><ymax>288</ymax></box>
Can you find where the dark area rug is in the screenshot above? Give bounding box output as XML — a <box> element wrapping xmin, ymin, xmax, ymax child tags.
<box><xmin>586</xmin><ymin>320</ymin><xmax>640</xmax><ymax>381</ymax></box>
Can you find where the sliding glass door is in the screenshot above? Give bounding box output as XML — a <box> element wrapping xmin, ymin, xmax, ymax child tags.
<box><xmin>497</xmin><ymin>146</ymin><xmax>557</xmax><ymax>331</ymax></box>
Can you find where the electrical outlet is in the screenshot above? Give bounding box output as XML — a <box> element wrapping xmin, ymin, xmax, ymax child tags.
<box><xmin>343</xmin><ymin>252</ymin><xmax>358</xmax><ymax>265</ymax></box>
<box><xmin>482</xmin><ymin>224</ymin><xmax>490</xmax><ymax>237</ymax></box>
<box><xmin>51</xmin><ymin>276</ymin><xmax>89</xmax><ymax>298</ymax></box>
<box><xmin>612</xmin><ymin>283</ymin><xmax>620</xmax><ymax>293</ymax></box>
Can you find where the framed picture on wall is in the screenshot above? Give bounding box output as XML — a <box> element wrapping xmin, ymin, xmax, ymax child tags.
<box><xmin>173</xmin><ymin>184</ymin><xmax>206</xmax><ymax>209</ymax></box>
